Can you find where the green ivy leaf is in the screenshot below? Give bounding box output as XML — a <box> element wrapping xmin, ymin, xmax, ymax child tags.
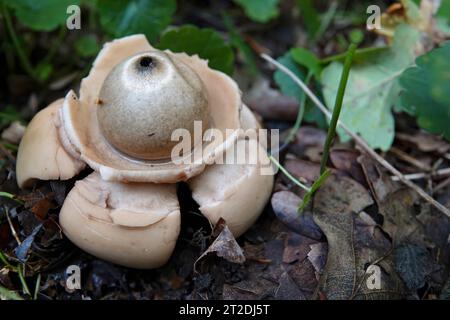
<box><xmin>290</xmin><ymin>47</ymin><xmax>322</xmax><ymax>78</ymax></box>
<box><xmin>274</xmin><ymin>53</ymin><xmax>305</xmax><ymax>102</ymax></box>
<box><xmin>6</xmin><ymin>0</ymin><xmax>79</xmax><ymax>31</ymax></box>
<box><xmin>74</xmin><ymin>35</ymin><xmax>100</xmax><ymax>58</ymax></box>
<box><xmin>400</xmin><ymin>42</ymin><xmax>450</xmax><ymax>140</ymax></box>
<box><xmin>96</xmin><ymin>0</ymin><xmax>176</xmax><ymax>42</ymax></box>
<box><xmin>233</xmin><ymin>0</ymin><xmax>279</xmax><ymax>23</ymax></box>
<box><xmin>321</xmin><ymin>25</ymin><xmax>420</xmax><ymax>150</ymax></box>
<box><xmin>438</xmin><ymin>0</ymin><xmax>450</xmax><ymax>17</ymax></box>
<box><xmin>436</xmin><ymin>1</ymin><xmax>450</xmax><ymax>34</ymax></box>
<box><xmin>157</xmin><ymin>25</ymin><xmax>234</xmax><ymax>75</ymax></box>
<box><xmin>274</xmin><ymin>52</ymin><xmax>325</xmax><ymax>127</ymax></box>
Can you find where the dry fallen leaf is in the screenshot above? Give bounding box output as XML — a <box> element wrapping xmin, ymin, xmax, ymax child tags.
<box><xmin>313</xmin><ymin>174</ymin><xmax>405</xmax><ymax>299</ymax></box>
<box><xmin>357</xmin><ymin>155</ymin><xmax>449</xmax><ymax>298</ymax></box>
<box><xmin>289</xmin><ymin>126</ymin><xmax>326</xmax><ymax>162</ymax></box>
<box><xmin>194</xmin><ymin>218</ymin><xmax>245</xmax><ymax>272</ymax></box>
<box><xmin>396</xmin><ymin>131</ymin><xmax>450</xmax><ymax>154</ymax></box>
<box><xmin>307</xmin><ymin>242</ymin><xmax>328</xmax><ymax>277</ymax></box>
<box><xmin>282</xmin><ymin>232</ymin><xmax>318</xmax><ymax>263</ymax></box>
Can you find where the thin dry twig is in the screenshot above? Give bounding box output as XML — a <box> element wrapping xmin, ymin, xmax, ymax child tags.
<box><xmin>4</xmin><ymin>206</ymin><xmax>21</xmax><ymax>245</ymax></box>
<box><xmin>389</xmin><ymin>146</ymin><xmax>432</xmax><ymax>171</ymax></box>
<box><xmin>435</xmin><ymin>176</ymin><xmax>450</xmax><ymax>192</ymax></box>
<box><xmin>261</xmin><ymin>53</ymin><xmax>450</xmax><ymax>219</ymax></box>
<box><xmin>391</xmin><ymin>167</ymin><xmax>450</xmax><ymax>182</ymax></box>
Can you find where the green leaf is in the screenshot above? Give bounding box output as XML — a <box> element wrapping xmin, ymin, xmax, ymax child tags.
<box><xmin>438</xmin><ymin>0</ymin><xmax>450</xmax><ymax>18</ymax></box>
<box><xmin>274</xmin><ymin>52</ymin><xmax>325</xmax><ymax>126</ymax></box>
<box><xmin>303</xmin><ymin>103</ymin><xmax>327</xmax><ymax>128</ymax></box>
<box><xmin>436</xmin><ymin>17</ymin><xmax>450</xmax><ymax>34</ymax></box>
<box><xmin>436</xmin><ymin>1</ymin><xmax>450</xmax><ymax>34</ymax></box>
<box><xmin>349</xmin><ymin>29</ymin><xmax>364</xmax><ymax>45</ymax></box>
<box><xmin>74</xmin><ymin>35</ymin><xmax>100</xmax><ymax>58</ymax></box>
<box><xmin>274</xmin><ymin>53</ymin><xmax>305</xmax><ymax>102</ymax></box>
<box><xmin>6</xmin><ymin>0</ymin><xmax>79</xmax><ymax>31</ymax></box>
<box><xmin>290</xmin><ymin>47</ymin><xmax>322</xmax><ymax>78</ymax></box>
<box><xmin>233</xmin><ymin>0</ymin><xmax>279</xmax><ymax>23</ymax></box>
<box><xmin>96</xmin><ymin>0</ymin><xmax>176</xmax><ymax>42</ymax></box>
<box><xmin>321</xmin><ymin>25</ymin><xmax>420</xmax><ymax>150</ymax></box>
<box><xmin>399</xmin><ymin>42</ymin><xmax>450</xmax><ymax>140</ymax></box>
<box><xmin>157</xmin><ymin>25</ymin><xmax>234</xmax><ymax>75</ymax></box>
<box><xmin>35</xmin><ymin>61</ymin><xmax>53</xmax><ymax>82</ymax></box>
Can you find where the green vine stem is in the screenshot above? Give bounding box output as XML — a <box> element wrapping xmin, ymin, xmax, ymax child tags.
<box><xmin>269</xmin><ymin>155</ymin><xmax>311</xmax><ymax>192</ymax></box>
<box><xmin>321</xmin><ymin>45</ymin><xmax>385</xmax><ymax>64</ymax></box>
<box><xmin>320</xmin><ymin>43</ymin><xmax>357</xmax><ymax>174</ymax></box>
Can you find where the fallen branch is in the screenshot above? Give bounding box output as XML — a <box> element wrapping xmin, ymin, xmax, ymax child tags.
<box><xmin>261</xmin><ymin>53</ymin><xmax>450</xmax><ymax>219</ymax></box>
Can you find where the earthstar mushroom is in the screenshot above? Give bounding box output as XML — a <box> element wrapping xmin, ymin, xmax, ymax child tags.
<box><xmin>16</xmin><ymin>35</ymin><xmax>274</xmax><ymax>269</ymax></box>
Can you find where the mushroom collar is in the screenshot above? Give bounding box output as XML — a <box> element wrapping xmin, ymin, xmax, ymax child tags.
<box><xmin>16</xmin><ymin>35</ymin><xmax>273</xmax><ymax>269</ymax></box>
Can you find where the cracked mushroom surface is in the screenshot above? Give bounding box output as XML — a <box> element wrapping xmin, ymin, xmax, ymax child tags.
<box><xmin>16</xmin><ymin>34</ymin><xmax>274</xmax><ymax>269</ymax></box>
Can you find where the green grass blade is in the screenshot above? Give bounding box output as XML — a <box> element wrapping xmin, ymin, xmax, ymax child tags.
<box><xmin>320</xmin><ymin>43</ymin><xmax>357</xmax><ymax>174</ymax></box>
<box><xmin>269</xmin><ymin>155</ymin><xmax>311</xmax><ymax>192</ymax></box>
<box><xmin>298</xmin><ymin>168</ymin><xmax>331</xmax><ymax>212</ymax></box>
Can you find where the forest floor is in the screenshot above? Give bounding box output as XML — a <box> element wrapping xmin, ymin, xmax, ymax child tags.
<box><xmin>0</xmin><ymin>0</ymin><xmax>449</xmax><ymax>300</ymax></box>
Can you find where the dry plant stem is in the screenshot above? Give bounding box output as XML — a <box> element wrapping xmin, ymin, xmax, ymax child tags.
<box><xmin>391</xmin><ymin>167</ymin><xmax>450</xmax><ymax>181</ymax></box>
<box><xmin>261</xmin><ymin>53</ymin><xmax>450</xmax><ymax>219</ymax></box>
<box><xmin>4</xmin><ymin>206</ymin><xmax>21</xmax><ymax>244</ymax></box>
<box><xmin>390</xmin><ymin>146</ymin><xmax>432</xmax><ymax>171</ymax></box>
<box><xmin>435</xmin><ymin>177</ymin><xmax>450</xmax><ymax>192</ymax></box>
